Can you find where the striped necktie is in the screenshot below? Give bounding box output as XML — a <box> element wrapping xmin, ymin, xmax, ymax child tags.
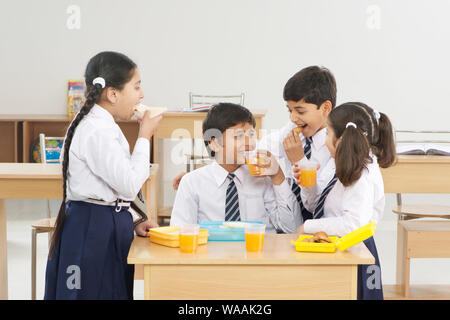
<box><xmin>304</xmin><ymin>137</ymin><xmax>312</xmax><ymax>160</ymax></box>
<box><xmin>291</xmin><ymin>181</ymin><xmax>313</xmax><ymax>222</ymax></box>
<box><xmin>225</xmin><ymin>173</ymin><xmax>241</xmax><ymax>221</ymax></box>
<box><xmin>313</xmin><ymin>174</ymin><xmax>338</xmax><ymax>219</ymax></box>
<box><xmin>290</xmin><ymin>136</ymin><xmax>314</xmax><ymax>221</ymax></box>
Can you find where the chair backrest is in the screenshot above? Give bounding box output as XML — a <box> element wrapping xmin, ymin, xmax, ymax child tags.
<box><xmin>39</xmin><ymin>133</ymin><xmax>64</xmax><ymax>164</ymax></box>
<box><xmin>189</xmin><ymin>92</ymin><xmax>245</xmax><ymax>109</ymax></box>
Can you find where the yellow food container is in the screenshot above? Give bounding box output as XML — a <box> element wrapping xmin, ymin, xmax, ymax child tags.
<box><xmin>291</xmin><ymin>222</ymin><xmax>377</xmax><ymax>253</ymax></box>
<box><xmin>336</xmin><ymin>221</ymin><xmax>377</xmax><ymax>252</ymax></box>
<box><xmin>149</xmin><ymin>226</ymin><xmax>209</xmax><ymax>248</ymax></box>
<box><xmin>291</xmin><ymin>236</ymin><xmax>339</xmax><ymax>253</ymax></box>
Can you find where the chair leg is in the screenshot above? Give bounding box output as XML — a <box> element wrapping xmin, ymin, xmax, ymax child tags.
<box><xmin>48</xmin><ymin>231</ymin><xmax>53</xmax><ymax>249</ymax></box>
<box><xmin>31</xmin><ymin>228</ymin><xmax>37</xmax><ymax>300</ymax></box>
<box><xmin>46</xmin><ymin>199</ymin><xmax>51</xmax><ymax>219</ymax></box>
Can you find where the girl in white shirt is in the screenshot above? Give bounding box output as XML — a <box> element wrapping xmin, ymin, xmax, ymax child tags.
<box><xmin>45</xmin><ymin>51</ymin><xmax>161</xmax><ymax>300</ymax></box>
<box><xmin>295</xmin><ymin>102</ymin><xmax>396</xmax><ymax>300</ymax></box>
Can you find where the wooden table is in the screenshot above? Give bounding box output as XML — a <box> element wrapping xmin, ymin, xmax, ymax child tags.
<box><xmin>0</xmin><ymin>163</ymin><xmax>157</xmax><ymax>300</ymax></box>
<box><xmin>380</xmin><ymin>155</ymin><xmax>450</xmax><ymax>194</ymax></box>
<box><xmin>380</xmin><ymin>155</ymin><xmax>450</xmax><ymax>297</ymax></box>
<box><xmin>127</xmin><ymin>234</ymin><xmax>374</xmax><ymax>300</ymax></box>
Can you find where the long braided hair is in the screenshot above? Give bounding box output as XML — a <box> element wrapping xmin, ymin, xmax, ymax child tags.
<box><xmin>48</xmin><ymin>51</ymin><xmax>137</xmax><ymax>258</ymax></box>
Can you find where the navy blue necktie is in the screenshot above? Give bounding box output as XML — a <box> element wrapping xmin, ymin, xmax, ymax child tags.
<box><xmin>225</xmin><ymin>173</ymin><xmax>241</xmax><ymax>221</ymax></box>
<box><xmin>292</xmin><ymin>181</ymin><xmax>313</xmax><ymax>222</ymax></box>
<box><xmin>313</xmin><ymin>174</ymin><xmax>338</xmax><ymax>219</ymax></box>
<box><xmin>304</xmin><ymin>137</ymin><xmax>312</xmax><ymax>160</ymax></box>
<box><xmin>291</xmin><ymin>136</ymin><xmax>314</xmax><ymax>221</ymax></box>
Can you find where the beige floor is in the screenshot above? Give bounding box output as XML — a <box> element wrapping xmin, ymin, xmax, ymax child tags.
<box><xmin>5</xmin><ymin>195</ymin><xmax>450</xmax><ymax>300</ymax></box>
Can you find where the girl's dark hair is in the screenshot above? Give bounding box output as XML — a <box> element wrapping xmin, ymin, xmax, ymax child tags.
<box><xmin>329</xmin><ymin>102</ymin><xmax>396</xmax><ymax>187</ymax></box>
<box><xmin>283</xmin><ymin>66</ymin><xmax>337</xmax><ymax>108</ymax></box>
<box><xmin>202</xmin><ymin>103</ymin><xmax>256</xmax><ymax>157</ymax></box>
<box><xmin>48</xmin><ymin>51</ymin><xmax>137</xmax><ymax>258</ymax></box>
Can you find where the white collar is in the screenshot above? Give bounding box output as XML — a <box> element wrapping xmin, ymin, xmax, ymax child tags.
<box><xmin>90</xmin><ymin>104</ymin><xmax>115</xmax><ymax>123</ymax></box>
<box><xmin>301</xmin><ymin>126</ymin><xmax>327</xmax><ymax>149</ymax></box>
<box><xmin>211</xmin><ymin>161</ymin><xmax>245</xmax><ymax>187</ymax></box>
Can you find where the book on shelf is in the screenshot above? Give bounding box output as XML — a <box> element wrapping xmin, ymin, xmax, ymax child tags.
<box><xmin>396</xmin><ymin>143</ymin><xmax>450</xmax><ymax>156</ymax></box>
<box><xmin>67</xmin><ymin>79</ymin><xmax>86</xmax><ymax>120</ymax></box>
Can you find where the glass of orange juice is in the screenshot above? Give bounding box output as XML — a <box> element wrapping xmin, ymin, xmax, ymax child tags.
<box><xmin>244</xmin><ymin>223</ymin><xmax>266</xmax><ymax>252</ymax></box>
<box><xmin>245</xmin><ymin>150</ymin><xmax>262</xmax><ymax>176</ymax></box>
<box><xmin>296</xmin><ymin>161</ymin><xmax>319</xmax><ymax>187</ymax></box>
<box><xmin>179</xmin><ymin>224</ymin><xmax>200</xmax><ymax>253</ymax></box>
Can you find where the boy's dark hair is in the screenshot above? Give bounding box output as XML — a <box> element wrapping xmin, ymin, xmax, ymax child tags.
<box><xmin>49</xmin><ymin>51</ymin><xmax>137</xmax><ymax>258</ymax></box>
<box><xmin>283</xmin><ymin>66</ymin><xmax>337</xmax><ymax>108</ymax></box>
<box><xmin>203</xmin><ymin>103</ymin><xmax>256</xmax><ymax>157</ymax></box>
<box><xmin>329</xmin><ymin>102</ymin><xmax>396</xmax><ymax>186</ymax></box>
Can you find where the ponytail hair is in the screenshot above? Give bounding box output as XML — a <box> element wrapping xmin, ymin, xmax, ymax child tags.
<box><xmin>48</xmin><ymin>51</ymin><xmax>137</xmax><ymax>258</ymax></box>
<box><xmin>329</xmin><ymin>102</ymin><xmax>396</xmax><ymax>187</ymax></box>
<box><xmin>372</xmin><ymin>112</ymin><xmax>396</xmax><ymax>168</ymax></box>
<box><xmin>335</xmin><ymin>124</ymin><xmax>372</xmax><ymax>187</ymax></box>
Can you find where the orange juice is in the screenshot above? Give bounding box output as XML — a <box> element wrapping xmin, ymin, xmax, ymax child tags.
<box><xmin>245</xmin><ymin>232</ymin><xmax>265</xmax><ymax>252</ymax></box>
<box><xmin>245</xmin><ymin>157</ymin><xmax>262</xmax><ymax>176</ymax></box>
<box><xmin>298</xmin><ymin>169</ymin><xmax>317</xmax><ymax>187</ymax></box>
<box><xmin>179</xmin><ymin>234</ymin><xmax>199</xmax><ymax>253</ymax></box>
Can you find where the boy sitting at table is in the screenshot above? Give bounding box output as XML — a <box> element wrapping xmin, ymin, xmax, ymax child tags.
<box><xmin>170</xmin><ymin>103</ymin><xmax>299</xmax><ymax>232</ymax></box>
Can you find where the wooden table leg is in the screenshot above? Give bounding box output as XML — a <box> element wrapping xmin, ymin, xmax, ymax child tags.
<box><xmin>0</xmin><ymin>199</ymin><xmax>8</xmax><ymax>300</ymax></box>
<box><xmin>144</xmin><ymin>265</ymin><xmax>151</xmax><ymax>300</ymax></box>
<box><xmin>350</xmin><ymin>265</ymin><xmax>358</xmax><ymax>300</ymax></box>
<box><xmin>396</xmin><ymin>220</ymin><xmax>409</xmax><ymax>297</ymax></box>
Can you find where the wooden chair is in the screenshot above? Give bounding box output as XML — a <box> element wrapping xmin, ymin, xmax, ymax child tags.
<box><xmin>382</xmin><ymin>154</ymin><xmax>450</xmax><ymax>298</ymax></box>
<box><xmin>31</xmin><ymin>217</ymin><xmax>56</xmax><ymax>300</ymax></box>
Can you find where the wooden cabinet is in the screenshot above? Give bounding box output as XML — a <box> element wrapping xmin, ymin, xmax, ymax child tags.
<box><xmin>0</xmin><ymin>115</ymin><xmax>141</xmax><ymax>163</ymax></box>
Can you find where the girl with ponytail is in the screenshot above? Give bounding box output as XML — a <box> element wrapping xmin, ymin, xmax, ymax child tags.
<box><xmin>44</xmin><ymin>51</ymin><xmax>162</xmax><ymax>300</ymax></box>
<box><xmin>295</xmin><ymin>102</ymin><xmax>396</xmax><ymax>300</ymax></box>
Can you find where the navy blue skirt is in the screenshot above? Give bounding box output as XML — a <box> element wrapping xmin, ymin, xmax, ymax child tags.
<box><xmin>358</xmin><ymin>237</ymin><xmax>383</xmax><ymax>300</ymax></box>
<box><xmin>44</xmin><ymin>200</ymin><xmax>135</xmax><ymax>300</ymax></box>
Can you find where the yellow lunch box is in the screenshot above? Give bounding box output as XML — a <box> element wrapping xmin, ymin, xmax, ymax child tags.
<box><xmin>291</xmin><ymin>222</ymin><xmax>377</xmax><ymax>253</ymax></box>
<box><xmin>149</xmin><ymin>226</ymin><xmax>209</xmax><ymax>248</ymax></box>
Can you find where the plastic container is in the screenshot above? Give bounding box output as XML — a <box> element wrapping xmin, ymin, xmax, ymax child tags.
<box><xmin>245</xmin><ymin>150</ymin><xmax>262</xmax><ymax>176</ymax></box>
<box><xmin>295</xmin><ymin>160</ymin><xmax>319</xmax><ymax>187</ymax></box>
<box><xmin>199</xmin><ymin>221</ymin><xmax>264</xmax><ymax>241</ymax></box>
<box><xmin>291</xmin><ymin>235</ymin><xmax>340</xmax><ymax>253</ymax></box>
<box><xmin>291</xmin><ymin>222</ymin><xmax>377</xmax><ymax>253</ymax></box>
<box><xmin>179</xmin><ymin>224</ymin><xmax>200</xmax><ymax>253</ymax></box>
<box><xmin>149</xmin><ymin>226</ymin><xmax>209</xmax><ymax>248</ymax></box>
<box><xmin>336</xmin><ymin>221</ymin><xmax>377</xmax><ymax>251</ymax></box>
<box><xmin>245</xmin><ymin>223</ymin><xmax>266</xmax><ymax>252</ymax></box>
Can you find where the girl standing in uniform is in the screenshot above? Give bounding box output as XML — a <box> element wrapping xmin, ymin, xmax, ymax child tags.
<box><xmin>295</xmin><ymin>102</ymin><xmax>396</xmax><ymax>300</ymax></box>
<box><xmin>45</xmin><ymin>51</ymin><xmax>162</xmax><ymax>300</ymax></box>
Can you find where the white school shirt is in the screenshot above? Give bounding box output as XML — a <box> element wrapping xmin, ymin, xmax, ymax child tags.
<box><xmin>258</xmin><ymin>121</ymin><xmax>335</xmax><ymax>214</ymax></box>
<box><xmin>170</xmin><ymin>161</ymin><xmax>299</xmax><ymax>234</ymax></box>
<box><xmin>65</xmin><ymin>104</ymin><xmax>150</xmax><ymax>221</ymax></box>
<box><xmin>303</xmin><ymin>155</ymin><xmax>385</xmax><ymax>237</ymax></box>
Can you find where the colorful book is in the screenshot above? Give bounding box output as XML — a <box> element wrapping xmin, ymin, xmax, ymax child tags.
<box><xmin>67</xmin><ymin>79</ymin><xmax>86</xmax><ymax>120</ymax></box>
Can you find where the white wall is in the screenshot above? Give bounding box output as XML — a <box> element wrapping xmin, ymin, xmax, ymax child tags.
<box><xmin>2</xmin><ymin>0</ymin><xmax>450</xmax><ymax>130</ymax></box>
<box><xmin>2</xmin><ymin>0</ymin><xmax>450</xmax><ymax>286</ymax></box>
